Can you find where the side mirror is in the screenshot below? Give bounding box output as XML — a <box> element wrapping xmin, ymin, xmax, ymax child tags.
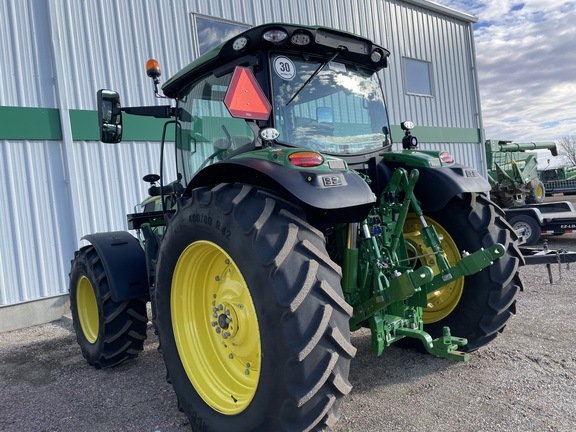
<box><xmin>97</xmin><ymin>89</ymin><xmax>123</xmax><ymax>143</ymax></box>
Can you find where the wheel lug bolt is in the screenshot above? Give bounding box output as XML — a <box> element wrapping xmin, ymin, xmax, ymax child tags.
<box><xmin>213</xmin><ymin>313</ymin><xmax>218</xmax><ymax>318</ymax></box>
<box><xmin>218</xmin><ymin>304</ymin><xmax>224</xmax><ymax>310</ymax></box>
<box><xmin>225</xmin><ymin>259</ymin><xmax>230</xmax><ymax>264</ymax></box>
<box><xmin>215</xmin><ymin>328</ymin><xmax>221</xmax><ymax>333</ymax></box>
<box><xmin>229</xmin><ymin>354</ymin><xmax>234</xmax><ymax>359</ymax></box>
<box><xmin>215</xmin><ymin>276</ymin><xmax>220</xmax><ymax>281</ymax></box>
<box><xmin>213</xmin><ymin>294</ymin><xmax>217</xmax><ymax>299</ymax></box>
<box><xmin>222</xmin><ymin>332</ymin><xmax>230</xmax><ymax>339</ymax></box>
<box><xmin>225</xmin><ymin>318</ymin><xmax>231</xmax><ymax>324</ymax></box>
<box><xmin>225</xmin><ymin>309</ymin><xmax>230</xmax><ymax>315</ymax></box>
<box><xmin>211</xmin><ymin>322</ymin><xmax>217</xmax><ymax>327</ymax></box>
<box><xmin>245</xmin><ymin>369</ymin><xmax>250</xmax><ymax>375</ymax></box>
<box><xmin>246</xmin><ymin>362</ymin><xmax>251</xmax><ymax>368</ymax></box>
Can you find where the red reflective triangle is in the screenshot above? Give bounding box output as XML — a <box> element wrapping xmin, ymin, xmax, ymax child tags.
<box><xmin>224</xmin><ymin>66</ymin><xmax>271</xmax><ymax>121</ymax></box>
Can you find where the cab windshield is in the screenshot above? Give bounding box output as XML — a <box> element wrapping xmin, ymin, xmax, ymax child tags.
<box><xmin>270</xmin><ymin>54</ymin><xmax>391</xmax><ymax>154</ymax></box>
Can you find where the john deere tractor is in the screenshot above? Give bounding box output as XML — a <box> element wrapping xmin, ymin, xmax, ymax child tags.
<box><xmin>70</xmin><ymin>23</ymin><xmax>523</xmax><ymax>431</ymax></box>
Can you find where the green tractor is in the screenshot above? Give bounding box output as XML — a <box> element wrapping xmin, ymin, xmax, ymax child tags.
<box><xmin>485</xmin><ymin>139</ymin><xmax>557</xmax><ymax>207</ymax></box>
<box><xmin>70</xmin><ymin>23</ymin><xmax>523</xmax><ymax>431</ymax></box>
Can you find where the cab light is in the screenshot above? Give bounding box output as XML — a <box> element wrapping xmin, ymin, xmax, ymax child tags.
<box><xmin>260</xmin><ymin>128</ymin><xmax>280</xmax><ymax>141</ymax></box>
<box><xmin>370</xmin><ymin>49</ymin><xmax>383</xmax><ymax>63</ymax></box>
<box><xmin>291</xmin><ymin>32</ymin><xmax>311</xmax><ymax>46</ymax></box>
<box><xmin>232</xmin><ymin>36</ymin><xmax>249</xmax><ymax>51</ymax></box>
<box><xmin>288</xmin><ymin>151</ymin><xmax>324</xmax><ymax>167</ymax></box>
<box><xmin>440</xmin><ymin>151</ymin><xmax>454</xmax><ymax>164</ymax></box>
<box><xmin>263</xmin><ymin>29</ymin><xmax>288</xmax><ymax>43</ymax></box>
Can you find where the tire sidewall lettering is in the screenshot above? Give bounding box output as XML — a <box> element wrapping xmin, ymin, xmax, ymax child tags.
<box><xmin>187</xmin><ymin>211</ymin><xmax>231</xmax><ymax>240</ymax></box>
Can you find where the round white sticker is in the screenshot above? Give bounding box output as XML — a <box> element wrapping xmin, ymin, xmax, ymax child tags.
<box><xmin>273</xmin><ymin>56</ymin><xmax>296</xmax><ymax>80</ymax></box>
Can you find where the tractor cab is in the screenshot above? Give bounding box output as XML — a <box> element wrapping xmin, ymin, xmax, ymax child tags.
<box><xmin>168</xmin><ymin>24</ymin><xmax>393</xmax><ymax>185</ymax></box>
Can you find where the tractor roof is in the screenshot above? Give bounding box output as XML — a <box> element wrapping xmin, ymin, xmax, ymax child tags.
<box><xmin>162</xmin><ymin>23</ymin><xmax>389</xmax><ymax>98</ymax></box>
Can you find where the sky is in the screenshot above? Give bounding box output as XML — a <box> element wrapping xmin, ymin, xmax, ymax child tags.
<box><xmin>432</xmin><ymin>0</ymin><xmax>576</xmax><ymax>166</ymax></box>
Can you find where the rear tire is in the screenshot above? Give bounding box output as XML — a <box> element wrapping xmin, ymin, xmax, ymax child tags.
<box><xmin>153</xmin><ymin>184</ymin><xmax>355</xmax><ymax>432</ymax></box>
<box><xmin>405</xmin><ymin>193</ymin><xmax>523</xmax><ymax>351</ymax></box>
<box><xmin>69</xmin><ymin>245</ymin><xmax>148</xmax><ymax>368</ymax></box>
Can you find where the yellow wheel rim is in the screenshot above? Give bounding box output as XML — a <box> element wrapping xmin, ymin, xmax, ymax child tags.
<box><xmin>403</xmin><ymin>214</ymin><xmax>464</xmax><ymax>324</ymax></box>
<box><xmin>77</xmin><ymin>276</ymin><xmax>99</xmax><ymax>344</ymax></box>
<box><xmin>171</xmin><ymin>240</ymin><xmax>261</xmax><ymax>415</ymax></box>
<box><xmin>535</xmin><ymin>184</ymin><xmax>545</xmax><ymax>200</ymax></box>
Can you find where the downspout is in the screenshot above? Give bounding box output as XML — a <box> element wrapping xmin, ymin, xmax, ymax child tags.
<box><xmin>47</xmin><ymin>0</ymin><xmax>84</xmax><ymax>252</ymax></box>
<box><xmin>468</xmin><ymin>20</ymin><xmax>488</xmax><ymax>179</ymax></box>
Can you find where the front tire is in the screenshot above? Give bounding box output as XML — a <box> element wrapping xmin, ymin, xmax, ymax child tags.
<box><xmin>153</xmin><ymin>184</ymin><xmax>355</xmax><ymax>432</ymax></box>
<box><xmin>526</xmin><ymin>181</ymin><xmax>545</xmax><ymax>204</ymax></box>
<box><xmin>404</xmin><ymin>193</ymin><xmax>523</xmax><ymax>350</ymax></box>
<box><xmin>69</xmin><ymin>245</ymin><xmax>148</xmax><ymax>368</ymax></box>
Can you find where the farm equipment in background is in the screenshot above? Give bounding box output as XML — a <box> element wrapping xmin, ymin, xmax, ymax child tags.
<box><xmin>540</xmin><ymin>166</ymin><xmax>576</xmax><ymax>196</ymax></box>
<box><xmin>484</xmin><ymin>140</ymin><xmax>576</xmax><ymax>246</ymax></box>
<box><xmin>486</xmin><ymin>139</ymin><xmax>557</xmax><ymax>208</ymax></box>
<box><xmin>69</xmin><ymin>23</ymin><xmax>523</xmax><ymax>431</ymax></box>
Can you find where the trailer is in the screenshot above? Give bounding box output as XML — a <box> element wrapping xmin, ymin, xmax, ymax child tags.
<box><xmin>520</xmin><ymin>243</ymin><xmax>576</xmax><ymax>283</ymax></box>
<box><xmin>505</xmin><ymin>200</ymin><xmax>576</xmax><ymax>245</ymax></box>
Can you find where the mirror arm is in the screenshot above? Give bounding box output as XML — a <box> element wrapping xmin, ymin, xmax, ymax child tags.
<box><xmin>122</xmin><ymin>105</ymin><xmax>175</xmax><ymax>118</ymax></box>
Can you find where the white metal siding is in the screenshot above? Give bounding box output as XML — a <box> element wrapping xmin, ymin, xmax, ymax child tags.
<box><xmin>0</xmin><ymin>0</ymin><xmax>481</xmax><ymax>310</ymax></box>
<box><xmin>383</xmin><ymin>0</ymin><xmax>479</xmax><ymax>129</ymax></box>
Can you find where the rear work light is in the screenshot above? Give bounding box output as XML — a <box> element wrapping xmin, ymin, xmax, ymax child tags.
<box><xmin>440</xmin><ymin>151</ymin><xmax>454</xmax><ymax>164</ymax></box>
<box><xmin>288</xmin><ymin>151</ymin><xmax>324</xmax><ymax>167</ymax></box>
<box><xmin>263</xmin><ymin>29</ymin><xmax>288</xmax><ymax>43</ymax></box>
<box><xmin>291</xmin><ymin>32</ymin><xmax>311</xmax><ymax>46</ymax></box>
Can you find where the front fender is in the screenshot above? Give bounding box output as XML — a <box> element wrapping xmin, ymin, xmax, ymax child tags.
<box><xmin>81</xmin><ymin>231</ymin><xmax>149</xmax><ymax>302</ymax></box>
<box><xmin>379</xmin><ymin>156</ymin><xmax>490</xmax><ymax>212</ymax></box>
<box><xmin>188</xmin><ymin>158</ymin><xmax>376</xmax><ymax>225</ymax></box>
<box><xmin>414</xmin><ymin>165</ymin><xmax>490</xmax><ymax>212</ymax></box>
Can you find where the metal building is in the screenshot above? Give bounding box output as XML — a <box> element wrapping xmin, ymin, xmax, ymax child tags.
<box><xmin>0</xmin><ymin>0</ymin><xmax>482</xmax><ymax>331</ymax></box>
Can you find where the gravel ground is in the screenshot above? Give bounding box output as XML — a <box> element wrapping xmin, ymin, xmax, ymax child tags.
<box><xmin>1</xmin><ymin>230</ymin><xmax>576</xmax><ymax>431</ymax></box>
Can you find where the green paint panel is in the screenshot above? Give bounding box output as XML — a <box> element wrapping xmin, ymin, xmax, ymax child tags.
<box><xmin>0</xmin><ymin>106</ymin><xmax>62</xmax><ymax>140</ymax></box>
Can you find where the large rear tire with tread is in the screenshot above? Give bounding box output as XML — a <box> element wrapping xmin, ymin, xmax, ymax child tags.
<box><xmin>153</xmin><ymin>183</ymin><xmax>355</xmax><ymax>432</ymax></box>
<box><xmin>69</xmin><ymin>245</ymin><xmax>148</xmax><ymax>369</ymax></box>
<box><xmin>406</xmin><ymin>193</ymin><xmax>523</xmax><ymax>351</ymax></box>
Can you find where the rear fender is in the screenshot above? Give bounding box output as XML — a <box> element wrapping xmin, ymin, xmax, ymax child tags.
<box><xmin>81</xmin><ymin>231</ymin><xmax>149</xmax><ymax>302</ymax></box>
<box><xmin>187</xmin><ymin>158</ymin><xmax>376</xmax><ymax>225</ymax></box>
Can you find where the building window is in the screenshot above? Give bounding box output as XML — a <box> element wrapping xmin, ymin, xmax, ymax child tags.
<box><xmin>191</xmin><ymin>14</ymin><xmax>250</xmax><ymax>57</ymax></box>
<box><xmin>404</xmin><ymin>58</ymin><xmax>433</xmax><ymax>96</ymax></box>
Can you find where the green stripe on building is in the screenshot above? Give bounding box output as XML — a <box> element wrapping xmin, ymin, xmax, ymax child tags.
<box><xmin>0</xmin><ymin>106</ymin><xmax>63</xmax><ymax>140</ymax></box>
<box><xmin>1</xmin><ymin>106</ymin><xmax>479</xmax><ymax>144</ymax></box>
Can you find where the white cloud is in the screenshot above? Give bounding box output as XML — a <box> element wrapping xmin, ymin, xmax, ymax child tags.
<box><xmin>434</xmin><ymin>1</ymin><xmax>576</xmax><ymax>143</ymax></box>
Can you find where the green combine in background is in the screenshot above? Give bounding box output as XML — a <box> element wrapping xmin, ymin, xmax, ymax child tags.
<box><xmin>540</xmin><ymin>166</ymin><xmax>576</xmax><ymax>196</ymax></box>
<box><xmin>485</xmin><ymin>140</ymin><xmax>557</xmax><ymax>208</ymax></box>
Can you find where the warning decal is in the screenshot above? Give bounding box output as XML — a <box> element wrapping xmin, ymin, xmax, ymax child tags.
<box><xmin>224</xmin><ymin>66</ymin><xmax>271</xmax><ymax>120</ymax></box>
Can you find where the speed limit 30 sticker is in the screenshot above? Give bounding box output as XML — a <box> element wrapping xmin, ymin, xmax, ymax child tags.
<box><xmin>273</xmin><ymin>56</ymin><xmax>296</xmax><ymax>80</ymax></box>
